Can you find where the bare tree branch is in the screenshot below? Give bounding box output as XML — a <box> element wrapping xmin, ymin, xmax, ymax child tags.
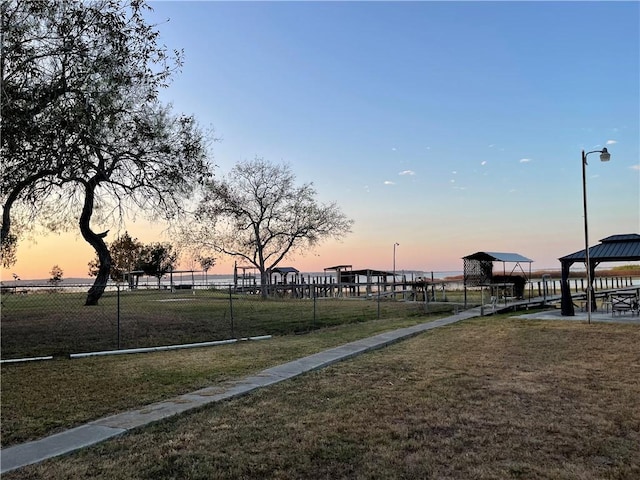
<box><xmin>182</xmin><ymin>158</ymin><xmax>353</xmax><ymax>298</ymax></box>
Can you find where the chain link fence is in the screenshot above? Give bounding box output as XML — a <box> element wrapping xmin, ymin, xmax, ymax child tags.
<box><xmin>3</xmin><ymin>273</ymin><xmax>638</xmax><ymax>362</ymax></box>
<box><xmin>1</xmin><ymin>282</ymin><xmax>476</xmax><ymax>361</ymax></box>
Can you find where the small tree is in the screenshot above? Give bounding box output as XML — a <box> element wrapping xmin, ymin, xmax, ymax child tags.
<box><xmin>88</xmin><ymin>232</ymin><xmax>144</xmax><ymax>287</ymax></box>
<box><xmin>49</xmin><ymin>265</ymin><xmax>64</xmax><ymax>287</ymax></box>
<box><xmin>138</xmin><ymin>242</ymin><xmax>178</xmax><ymax>289</ymax></box>
<box><xmin>185</xmin><ymin>158</ymin><xmax>353</xmax><ymax>298</ymax></box>
<box><xmin>197</xmin><ymin>255</ymin><xmax>216</xmax><ymax>286</ymax></box>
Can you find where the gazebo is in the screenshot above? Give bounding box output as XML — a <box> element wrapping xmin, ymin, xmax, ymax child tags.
<box><xmin>558</xmin><ymin>234</ymin><xmax>640</xmax><ymax>316</ymax></box>
<box><xmin>462</xmin><ymin>251</ymin><xmax>534</xmax><ymax>305</ymax></box>
<box><xmin>270</xmin><ymin>267</ymin><xmax>300</xmax><ymax>284</ymax></box>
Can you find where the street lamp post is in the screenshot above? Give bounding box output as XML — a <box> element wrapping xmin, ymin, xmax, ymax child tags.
<box><xmin>393</xmin><ymin>243</ymin><xmax>399</xmax><ymax>280</ymax></box>
<box><xmin>392</xmin><ymin>242</ymin><xmax>399</xmax><ymax>297</ymax></box>
<box><xmin>582</xmin><ymin>147</ymin><xmax>610</xmax><ymax>324</ymax></box>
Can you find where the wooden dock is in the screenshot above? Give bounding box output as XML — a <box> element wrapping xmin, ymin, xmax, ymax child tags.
<box><xmin>478</xmin><ymin>285</ymin><xmax>640</xmax><ymax>316</ymax></box>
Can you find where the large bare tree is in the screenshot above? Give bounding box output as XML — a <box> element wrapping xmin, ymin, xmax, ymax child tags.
<box><xmin>1</xmin><ymin>0</ymin><xmax>213</xmax><ymax>304</ymax></box>
<box><xmin>187</xmin><ymin>158</ymin><xmax>353</xmax><ymax>297</ymax></box>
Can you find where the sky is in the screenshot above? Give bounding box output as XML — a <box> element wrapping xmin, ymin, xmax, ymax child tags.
<box><xmin>3</xmin><ymin>0</ymin><xmax>639</xmax><ymax>280</ymax></box>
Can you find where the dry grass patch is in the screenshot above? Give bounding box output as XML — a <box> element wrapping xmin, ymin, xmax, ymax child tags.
<box><xmin>6</xmin><ymin>317</ymin><xmax>640</xmax><ymax>479</ymax></box>
<box><xmin>1</xmin><ymin>315</ymin><xmax>442</xmax><ymax>447</ymax></box>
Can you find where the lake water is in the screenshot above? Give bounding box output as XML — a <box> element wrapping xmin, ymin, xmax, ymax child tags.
<box><xmin>5</xmin><ymin>269</ymin><xmax>638</xmax><ymax>293</ymax></box>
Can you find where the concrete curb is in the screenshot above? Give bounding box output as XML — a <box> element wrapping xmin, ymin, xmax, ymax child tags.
<box><xmin>0</xmin><ymin>336</ymin><xmax>273</xmax><ymax>365</ymax></box>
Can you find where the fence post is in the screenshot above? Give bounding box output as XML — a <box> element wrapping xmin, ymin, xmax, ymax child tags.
<box><xmin>117</xmin><ymin>284</ymin><xmax>121</xmax><ymax>350</ymax></box>
<box><xmin>430</xmin><ymin>271</ymin><xmax>435</xmax><ymax>301</ymax></box>
<box><xmin>424</xmin><ymin>282</ymin><xmax>430</xmax><ymax>313</ymax></box>
<box><xmin>313</xmin><ymin>285</ymin><xmax>317</xmax><ymax>327</ymax></box>
<box><xmin>377</xmin><ymin>280</ymin><xmax>381</xmax><ymax>319</ymax></box>
<box><xmin>228</xmin><ymin>285</ymin><xmax>235</xmax><ymax>338</ymax></box>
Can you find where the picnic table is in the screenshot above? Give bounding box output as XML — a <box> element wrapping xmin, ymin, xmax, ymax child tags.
<box><xmin>610</xmin><ymin>291</ymin><xmax>639</xmax><ymax>316</ymax></box>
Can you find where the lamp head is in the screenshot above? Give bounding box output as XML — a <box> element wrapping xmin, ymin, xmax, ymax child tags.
<box><xmin>599</xmin><ymin>147</ymin><xmax>611</xmax><ymax>162</ymax></box>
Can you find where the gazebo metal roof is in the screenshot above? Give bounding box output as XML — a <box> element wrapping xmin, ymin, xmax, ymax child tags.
<box><xmin>559</xmin><ymin>234</ymin><xmax>640</xmax><ymax>263</ymax></box>
<box><xmin>463</xmin><ymin>252</ymin><xmax>533</xmax><ymax>263</ymax></box>
<box><xmin>271</xmin><ymin>267</ymin><xmax>299</xmax><ymax>274</ymax></box>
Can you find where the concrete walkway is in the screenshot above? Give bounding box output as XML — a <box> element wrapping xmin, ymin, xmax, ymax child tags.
<box><xmin>3</xmin><ymin>303</ymin><xmax>638</xmax><ymax>474</ymax></box>
<box><xmin>515</xmin><ymin>308</ymin><xmax>640</xmax><ymax>324</ymax></box>
<box><xmin>0</xmin><ymin>309</ymin><xmax>482</xmax><ymax>474</ymax></box>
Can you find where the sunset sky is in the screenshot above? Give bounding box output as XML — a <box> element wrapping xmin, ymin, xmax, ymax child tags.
<box><xmin>3</xmin><ymin>0</ymin><xmax>639</xmax><ymax>281</ymax></box>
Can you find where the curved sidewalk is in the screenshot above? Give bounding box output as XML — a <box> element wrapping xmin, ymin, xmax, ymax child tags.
<box><xmin>1</xmin><ymin>309</ymin><xmax>482</xmax><ymax>474</ymax></box>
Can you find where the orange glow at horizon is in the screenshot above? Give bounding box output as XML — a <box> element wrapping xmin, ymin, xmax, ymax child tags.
<box><xmin>1</xmin><ymin>229</ymin><xmax>473</xmax><ymax>281</ymax></box>
<box><xmin>1</xmin><ymin>222</ymin><xmax>588</xmax><ymax>282</ymax></box>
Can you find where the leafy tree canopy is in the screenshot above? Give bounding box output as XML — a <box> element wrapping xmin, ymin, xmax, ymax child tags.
<box><xmin>1</xmin><ymin>0</ymin><xmax>213</xmax><ymax>304</ymax></box>
<box><xmin>48</xmin><ymin>264</ymin><xmax>64</xmax><ymax>286</ymax></box>
<box><xmin>88</xmin><ymin>231</ymin><xmax>143</xmax><ymax>283</ymax></box>
<box><xmin>138</xmin><ymin>242</ymin><xmax>178</xmax><ymax>288</ymax></box>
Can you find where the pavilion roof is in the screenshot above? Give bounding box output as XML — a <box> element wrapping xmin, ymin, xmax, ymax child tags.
<box><xmin>559</xmin><ymin>234</ymin><xmax>640</xmax><ymax>263</ymax></box>
<box><xmin>463</xmin><ymin>251</ymin><xmax>533</xmax><ymax>263</ymax></box>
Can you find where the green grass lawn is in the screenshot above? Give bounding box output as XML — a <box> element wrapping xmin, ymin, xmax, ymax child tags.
<box><xmin>3</xmin><ymin>314</ymin><xmax>639</xmax><ymax>479</ymax></box>
<box><xmin>1</xmin><ymin>288</ymin><xmax>466</xmax><ymax>359</ymax></box>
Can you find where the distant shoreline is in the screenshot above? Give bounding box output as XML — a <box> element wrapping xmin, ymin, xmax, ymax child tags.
<box><xmin>4</xmin><ymin>266</ymin><xmax>639</xmax><ymax>286</ymax></box>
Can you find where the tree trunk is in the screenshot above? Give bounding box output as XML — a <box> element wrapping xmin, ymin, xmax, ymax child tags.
<box><xmin>80</xmin><ymin>177</ymin><xmax>111</xmax><ymax>306</ymax></box>
<box><xmin>260</xmin><ymin>269</ymin><xmax>269</xmax><ymax>299</ymax></box>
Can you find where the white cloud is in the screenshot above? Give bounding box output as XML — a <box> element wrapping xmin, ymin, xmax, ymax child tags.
<box><xmin>606</xmin><ymin>140</ymin><xmax>618</xmax><ymax>145</ymax></box>
<box><xmin>384</xmin><ymin>180</ymin><xmax>395</xmax><ymax>185</ymax></box>
<box><xmin>630</xmin><ymin>165</ymin><xmax>640</xmax><ymax>171</ymax></box>
<box><xmin>481</xmin><ymin>161</ymin><xmax>487</xmax><ymax>166</ymax></box>
<box><xmin>391</xmin><ymin>147</ymin><xmax>397</xmax><ymax>151</ymax></box>
<box><xmin>451</xmin><ymin>170</ymin><xmax>457</xmax><ymax>174</ymax></box>
<box><xmin>519</xmin><ymin>158</ymin><xmax>532</xmax><ymax>163</ymax></box>
<box><xmin>399</xmin><ymin>170</ymin><xmax>415</xmax><ymax>176</ymax></box>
